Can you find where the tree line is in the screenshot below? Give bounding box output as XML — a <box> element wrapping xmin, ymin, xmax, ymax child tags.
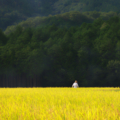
<box><xmin>0</xmin><ymin>16</ymin><xmax>120</xmax><ymax>87</ymax></box>
<box><xmin>4</xmin><ymin>11</ymin><xmax>120</xmax><ymax>35</ymax></box>
<box><xmin>1</xmin><ymin>0</ymin><xmax>120</xmax><ymax>30</ymax></box>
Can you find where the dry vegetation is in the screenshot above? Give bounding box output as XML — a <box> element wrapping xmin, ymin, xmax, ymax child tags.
<box><xmin>0</xmin><ymin>88</ymin><xmax>120</xmax><ymax>120</ymax></box>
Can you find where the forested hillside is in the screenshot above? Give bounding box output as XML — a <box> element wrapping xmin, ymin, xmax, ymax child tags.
<box><xmin>1</xmin><ymin>0</ymin><xmax>120</xmax><ymax>30</ymax></box>
<box><xmin>0</xmin><ymin>16</ymin><xmax>120</xmax><ymax>87</ymax></box>
<box><xmin>4</xmin><ymin>11</ymin><xmax>120</xmax><ymax>35</ymax></box>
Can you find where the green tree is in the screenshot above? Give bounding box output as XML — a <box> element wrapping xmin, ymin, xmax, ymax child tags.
<box><xmin>0</xmin><ymin>29</ymin><xmax>8</xmax><ymax>46</ymax></box>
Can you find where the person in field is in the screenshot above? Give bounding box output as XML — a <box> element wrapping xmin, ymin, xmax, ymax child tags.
<box><xmin>72</xmin><ymin>80</ymin><xmax>79</xmax><ymax>88</ymax></box>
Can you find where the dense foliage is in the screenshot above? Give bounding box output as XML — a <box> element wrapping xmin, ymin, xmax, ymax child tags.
<box><xmin>4</xmin><ymin>11</ymin><xmax>120</xmax><ymax>35</ymax></box>
<box><xmin>1</xmin><ymin>0</ymin><xmax>120</xmax><ymax>30</ymax></box>
<box><xmin>0</xmin><ymin>16</ymin><xmax>120</xmax><ymax>87</ymax></box>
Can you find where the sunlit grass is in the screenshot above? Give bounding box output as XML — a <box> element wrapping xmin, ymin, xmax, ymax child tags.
<box><xmin>0</xmin><ymin>87</ymin><xmax>120</xmax><ymax>120</ymax></box>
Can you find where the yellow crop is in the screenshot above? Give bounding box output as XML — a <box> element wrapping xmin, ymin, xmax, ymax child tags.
<box><xmin>0</xmin><ymin>87</ymin><xmax>120</xmax><ymax>120</ymax></box>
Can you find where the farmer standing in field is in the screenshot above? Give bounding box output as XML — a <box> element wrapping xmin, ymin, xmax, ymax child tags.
<box><xmin>72</xmin><ymin>80</ymin><xmax>79</xmax><ymax>88</ymax></box>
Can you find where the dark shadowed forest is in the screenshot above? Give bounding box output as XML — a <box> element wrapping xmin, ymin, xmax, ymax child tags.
<box><xmin>0</xmin><ymin>16</ymin><xmax>120</xmax><ymax>87</ymax></box>
<box><xmin>1</xmin><ymin>0</ymin><xmax>120</xmax><ymax>87</ymax></box>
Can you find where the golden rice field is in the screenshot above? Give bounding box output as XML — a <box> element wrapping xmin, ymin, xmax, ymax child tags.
<box><xmin>0</xmin><ymin>87</ymin><xmax>120</xmax><ymax>120</ymax></box>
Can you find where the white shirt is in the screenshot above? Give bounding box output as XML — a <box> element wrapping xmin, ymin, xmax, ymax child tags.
<box><xmin>72</xmin><ymin>83</ymin><xmax>79</xmax><ymax>88</ymax></box>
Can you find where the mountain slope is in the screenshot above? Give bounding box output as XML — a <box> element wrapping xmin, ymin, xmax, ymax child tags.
<box><xmin>4</xmin><ymin>11</ymin><xmax>120</xmax><ymax>35</ymax></box>
<box><xmin>1</xmin><ymin>0</ymin><xmax>120</xmax><ymax>30</ymax></box>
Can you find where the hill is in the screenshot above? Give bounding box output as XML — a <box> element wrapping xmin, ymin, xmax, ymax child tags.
<box><xmin>4</xmin><ymin>11</ymin><xmax>120</xmax><ymax>35</ymax></box>
<box><xmin>1</xmin><ymin>0</ymin><xmax>120</xmax><ymax>30</ymax></box>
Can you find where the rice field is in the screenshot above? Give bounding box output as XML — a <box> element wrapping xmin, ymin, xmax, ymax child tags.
<box><xmin>0</xmin><ymin>87</ymin><xmax>120</xmax><ymax>120</ymax></box>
